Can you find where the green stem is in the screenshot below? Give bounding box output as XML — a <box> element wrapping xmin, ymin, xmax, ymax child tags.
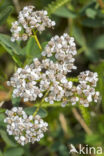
<box><xmin>67</xmin><ymin>77</ymin><xmax>78</xmax><ymax>82</ymax></box>
<box><xmin>78</xmin><ymin>46</ymin><xmax>86</xmax><ymax>55</ymax></box>
<box><xmin>33</xmin><ymin>87</ymin><xmax>50</xmax><ymax>117</ymax></box>
<box><xmin>34</xmin><ymin>102</ymin><xmax>71</xmax><ymax>107</ymax></box>
<box><xmin>33</xmin><ymin>31</ymin><xmax>42</xmax><ymax>50</ymax></box>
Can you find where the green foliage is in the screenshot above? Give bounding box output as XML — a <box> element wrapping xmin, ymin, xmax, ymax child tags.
<box><xmin>12</xmin><ymin>97</ymin><xmax>21</xmax><ymax>106</ymax></box>
<box><xmin>53</xmin><ymin>6</ymin><xmax>77</xmax><ymax>18</ymax></box>
<box><xmin>71</xmin><ymin>25</ymin><xmax>86</xmax><ymax>47</ymax></box>
<box><xmin>45</xmin><ymin>0</ymin><xmax>70</xmax><ymax>15</ymax></box>
<box><xmin>0</xmin><ymin>34</ymin><xmax>23</xmax><ymax>66</ymax></box>
<box><xmin>22</xmin><ymin>37</ymin><xmax>41</xmax><ymax>65</ymax></box>
<box><xmin>4</xmin><ymin>147</ymin><xmax>24</xmax><ymax>156</ymax></box>
<box><xmin>82</xmin><ymin>18</ymin><xmax>104</xmax><ymax>27</ymax></box>
<box><xmin>22</xmin><ymin>37</ymin><xmax>41</xmax><ymax>57</ymax></box>
<box><xmin>0</xmin><ymin>113</ymin><xmax>6</xmax><ymax>127</ymax></box>
<box><xmin>24</xmin><ymin>107</ymin><xmax>48</xmax><ymax>118</ymax></box>
<box><xmin>79</xmin><ymin>105</ymin><xmax>90</xmax><ymax>126</ymax></box>
<box><xmin>93</xmin><ymin>35</ymin><xmax>104</xmax><ymax>50</ymax></box>
<box><xmin>0</xmin><ymin>6</ymin><xmax>13</xmax><ymax>25</ymax></box>
<box><xmin>0</xmin><ymin>34</ymin><xmax>22</xmax><ymax>55</ymax></box>
<box><xmin>90</xmin><ymin>62</ymin><xmax>104</xmax><ymax>110</ymax></box>
<box><xmin>85</xmin><ymin>134</ymin><xmax>101</xmax><ymax>146</ymax></box>
<box><xmin>0</xmin><ymin>130</ymin><xmax>16</xmax><ymax>147</ymax></box>
<box><xmin>85</xmin><ymin>8</ymin><xmax>97</xmax><ymax>19</ymax></box>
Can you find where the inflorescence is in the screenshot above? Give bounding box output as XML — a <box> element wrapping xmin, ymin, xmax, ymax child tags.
<box><xmin>7</xmin><ymin>57</ymin><xmax>73</xmax><ymax>104</ymax></box>
<box><xmin>4</xmin><ymin>107</ymin><xmax>48</xmax><ymax>146</ymax></box>
<box><xmin>11</xmin><ymin>6</ymin><xmax>55</xmax><ymax>42</ymax></box>
<box><xmin>7</xmin><ymin>32</ymin><xmax>100</xmax><ymax>106</ymax></box>
<box><xmin>70</xmin><ymin>71</ymin><xmax>99</xmax><ymax>107</ymax></box>
<box><xmin>7</xmin><ymin>33</ymin><xmax>78</xmax><ymax>105</ymax></box>
<box><xmin>5</xmin><ymin>5</ymin><xmax>100</xmax><ymax>146</ymax></box>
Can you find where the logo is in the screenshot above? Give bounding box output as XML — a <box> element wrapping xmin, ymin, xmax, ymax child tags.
<box><xmin>69</xmin><ymin>144</ymin><xmax>103</xmax><ymax>155</ymax></box>
<box><xmin>69</xmin><ymin>144</ymin><xmax>78</xmax><ymax>153</ymax></box>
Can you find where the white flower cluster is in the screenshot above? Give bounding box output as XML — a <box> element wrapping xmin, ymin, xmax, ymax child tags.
<box><xmin>78</xmin><ymin>70</ymin><xmax>98</xmax><ymax>87</ymax></box>
<box><xmin>42</xmin><ymin>33</ymin><xmax>77</xmax><ymax>73</ymax></box>
<box><xmin>7</xmin><ymin>58</ymin><xmax>73</xmax><ymax>104</ymax></box>
<box><xmin>11</xmin><ymin>6</ymin><xmax>55</xmax><ymax>42</ymax></box>
<box><xmin>7</xmin><ymin>26</ymin><xmax>100</xmax><ymax>107</ymax></box>
<box><xmin>70</xmin><ymin>71</ymin><xmax>100</xmax><ymax>107</ymax></box>
<box><xmin>4</xmin><ymin>107</ymin><xmax>48</xmax><ymax>145</ymax></box>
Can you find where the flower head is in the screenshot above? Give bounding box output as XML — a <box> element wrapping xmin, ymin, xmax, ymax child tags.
<box><xmin>70</xmin><ymin>71</ymin><xmax>100</xmax><ymax>107</ymax></box>
<box><xmin>4</xmin><ymin>107</ymin><xmax>48</xmax><ymax>145</ymax></box>
<box><xmin>7</xmin><ymin>58</ymin><xmax>73</xmax><ymax>105</ymax></box>
<box><xmin>11</xmin><ymin>6</ymin><xmax>55</xmax><ymax>42</ymax></box>
<box><xmin>42</xmin><ymin>33</ymin><xmax>77</xmax><ymax>73</ymax></box>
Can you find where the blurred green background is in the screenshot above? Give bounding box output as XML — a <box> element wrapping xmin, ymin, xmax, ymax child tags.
<box><xmin>0</xmin><ymin>0</ymin><xmax>104</xmax><ymax>155</ymax></box>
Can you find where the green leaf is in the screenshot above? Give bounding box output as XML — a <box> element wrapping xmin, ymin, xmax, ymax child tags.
<box><xmin>90</xmin><ymin>62</ymin><xmax>104</xmax><ymax>110</ymax></box>
<box><xmin>0</xmin><ymin>34</ymin><xmax>23</xmax><ymax>66</ymax></box>
<box><xmin>86</xmin><ymin>134</ymin><xmax>101</xmax><ymax>146</ymax></box>
<box><xmin>25</xmin><ymin>37</ymin><xmax>41</xmax><ymax>57</ymax></box>
<box><xmin>4</xmin><ymin>147</ymin><xmax>24</xmax><ymax>156</ymax></box>
<box><xmin>24</xmin><ymin>107</ymin><xmax>48</xmax><ymax>118</ymax></box>
<box><xmin>93</xmin><ymin>35</ymin><xmax>104</xmax><ymax>49</ymax></box>
<box><xmin>85</xmin><ymin>8</ymin><xmax>96</xmax><ymax>19</ymax></box>
<box><xmin>0</xmin><ymin>67</ymin><xmax>7</xmax><ymax>82</ymax></box>
<box><xmin>0</xmin><ymin>130</ymin><xmax>16</xmax><ymax>147</ymax></box>
<box><xmin>0</xmin><ymin>113</ymin><xmax>6</xmax><ymax>127</ymax></box>
<box><xmin>79</xmin><ymin>1</ymin><xmax>95</xmax><ymax>15</ymax></box>
<box><xmin>72</xmin><ymin>25</ymin><xmax>99</xmax><ymax>60</ymax></box>
<box><xmin>71</xmin><ymin>25</ymin><xmax>86</xmax><ymax>46</ymax></box>
<box><xmin>41</xmin><ymin>42</ymin><xmax>48</xmax><ymax>49</ymax></box>
<box><xmin>98</xmin><ymin>123</ymin><xmax>104</xmax><ymax>135</ymax></box>
<box><xmin>54</xmin><ymin>6</ymin><xmax>77</xmax><ymax>18</ymax></box>
<box><xmin>0</xmin><ymin>150</ymin><xmax>3</xmax><ymax>156</ymax></box>
<box><xmin>82</xmin><ymin>18</ymin><xmax>104</xmax><ymax>27</ymax></box>
<box><xmin>0</xmin><ymin>109</ymin><xmax>5</xmax><ymax>113</ymax></box>
<box><xmin>0</xmin><ymin>6</ymin><xmax>13</xmax><ymax>25</ymax></box>
<box><xmin>45</xmin><ymin>0</ymin><xmax>70</xmax><ymax>16</ymax></box>
<box><xmin>12</xmin><ymin>55</ymin><xmax>23</xmax><ymax>67</ymax></box>
<box><xmin>23</xmin><ymin>37</ymin><xmax>41</xmax><ymax>65</ymax></box>
<box><xmin>12</xmin><ymin>97</ymin><xmax>21</xmax><ymax>106</ymax></box>
<box><xmin>0</xmin><ymin>34</ymin><xmax>22</xmax><ymax>55</ymax></box>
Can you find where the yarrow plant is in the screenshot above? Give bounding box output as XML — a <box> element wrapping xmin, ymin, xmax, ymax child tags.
<box><xmin>4</xmin><ymin>5</ymin><xmax>100</xmax><ymax>145</ymax></box>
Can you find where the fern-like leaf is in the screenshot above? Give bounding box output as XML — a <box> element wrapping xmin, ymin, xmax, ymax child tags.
<box><xmin>45</xmin><ymin>0</ymin><xmax>70</xmax><ymax>16</ymax></box>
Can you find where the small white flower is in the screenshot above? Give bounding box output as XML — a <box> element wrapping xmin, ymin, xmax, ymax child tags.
<box><xmin>87</xmin><ymin>95</ymin><xmax>92</xmax><ymax>102</ymax></box>
<box><xmin>20</xmin><ymin>136</ymin><xmax>26</xmax><ymax>141</ymax></box>
<box><xmin>50</xmin><ymin>100</ymin><xmax>54</xmax><ymax>104</ymax></box>
<box><xmin>51</xmin><ymin>21</ymin><xmax>56</xmax><ymax>26</ymax></box>
<box><xmin>12</xmin><ymin>107</ymin><xmax>17</xmax><ymax>112</ymax></box>
<box><xmin>38</xmin><ymin>93</ymin><xmax>43</xmax><ymax>98</ymax></box>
